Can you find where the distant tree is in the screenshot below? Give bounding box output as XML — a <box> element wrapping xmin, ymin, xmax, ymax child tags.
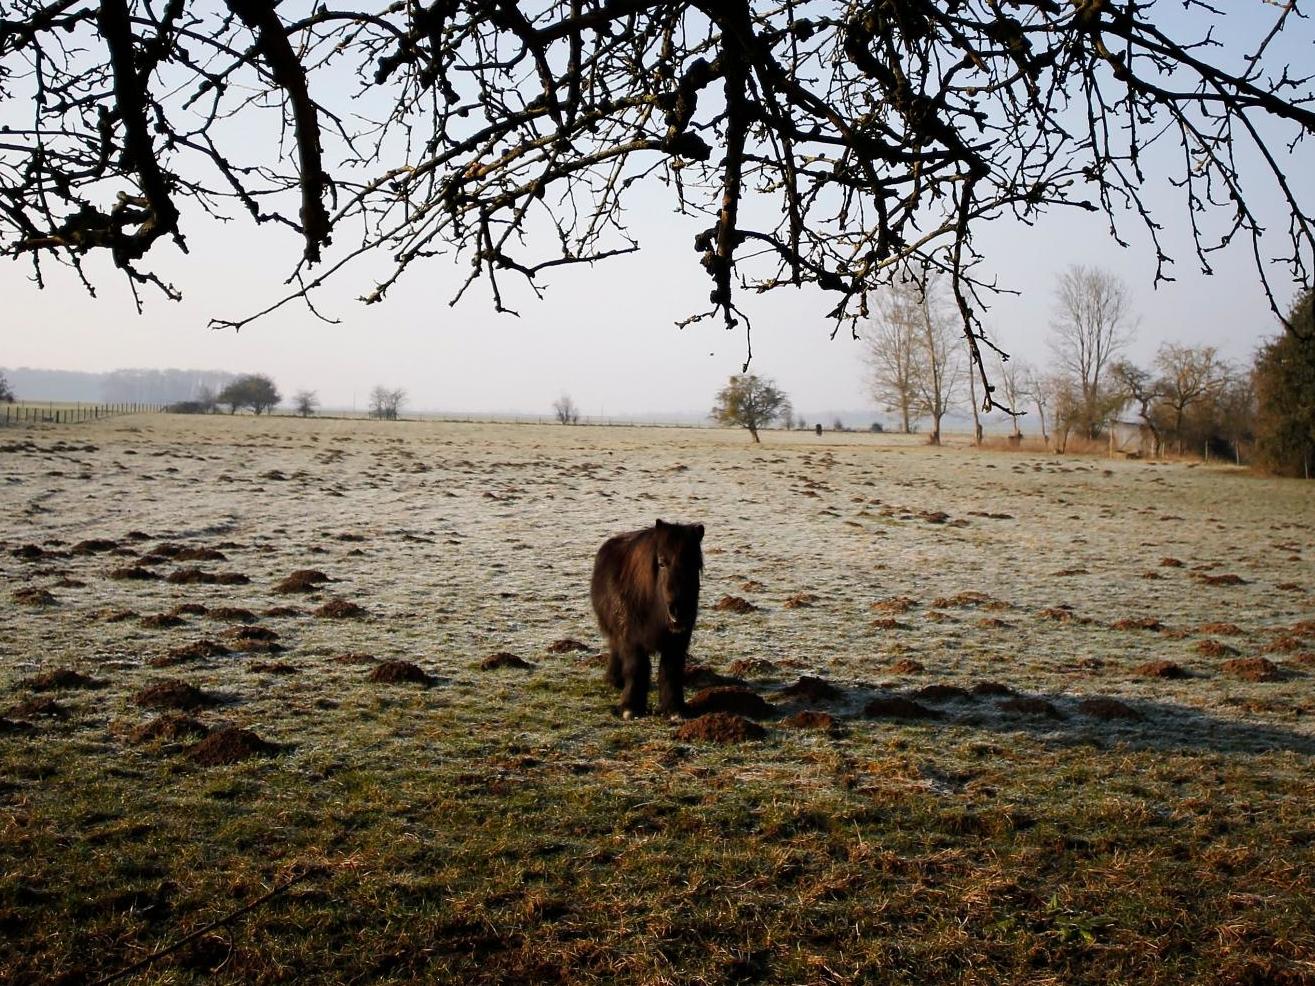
<box><xmin>906</xmin><ymin>280</ymin><xmax>963</xmax><ymax>446</ymax></box>
<box><xmin>216</xmin><ymin>380</ymin><xmax>245</xmax><ymax>414</ymax></box>
<box><xmin>779</xmin><ymin>401</ymin><xmax>794</xmax><ymax>431</ymax></box>
<box><xmin>995</xmin><ymin>356</ymin><xmax>1026</xmax><ymax>442</ymax></box>
<box><xmin>1155</xmin><ymin>344</ymin><xmax>1228</xmax><ymax>454</ymax></box>
<box><xmin>0</xmin><ymin>371</ymin><xmax>13</xmax><ymax>403</ymax></box>
<box><xmin>1254</xmin><ymin>291</ymin><xmax>1315</xmax><ymax>478</ymax></box>
<box><xmin>245</xmin><ymin>375</ymin><xmax>281</xmax><ymax>415</ymax></box>
<box><xmin>369</xmin><ymin>386</ymin><xmax>407</xmax><ymax>421</ymax></box>
<box><xmin>1020</xmin><ymin>364</ymin><xmax>1050</xmax><ymax>446</ymax></box>
<box><xmin>1050</xmin><ymin>266</ymin><xmax>1134</xmax><ymax>439</ymax></box>
<box><xmin>865</xmin><ymin>287</ymin><xmax>920</xmax><ymax>434</ymax></box>
<box><xmin>293</xmin><ymin>390</ymin><xmax>320</xmax><ymax>417</ymax></box>
<box><xmin>552</xmin><ymin>394</ymin><xmax>580</xmax><ymax>425</ymax></box>
<box><xmin>712</xmin><ymin>375</ymin><xmax>789</xmax><ymax>443</ymax></box>
<box><xmin>194</xmin><ymin>384</ymin><xmax>218</xmax><ymax>414</ymax></box>
<box><xmin>1045</xmin><ymin>372</ymin><xmax>1084</xmax><ymax>453</ymax></box>
<box><xmin>1111</xmin><ymin>360</ymin><xmax>1165</xmax><ymax>458</ymax></box>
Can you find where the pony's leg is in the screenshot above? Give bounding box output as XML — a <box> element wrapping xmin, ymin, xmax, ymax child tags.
<box><xmin>605</xmin><ymin>645</ymin><xmax>624</xmax><ymax>690</ymax></box>
<box><xmin>619</xmin><ymin>648</ymin><xmax>651</xmax><ymax>719</ymax></box>
<box><xmin>656</xmin><ymin>639</ymin><xmax>688</xmax><ymax>717</ymax></box>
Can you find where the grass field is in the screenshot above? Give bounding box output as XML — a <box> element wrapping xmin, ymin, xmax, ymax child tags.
<box><xmin>2</xmin><ymin>414</ymin><xmax>1313</xmax><ymax>984</ymax></box>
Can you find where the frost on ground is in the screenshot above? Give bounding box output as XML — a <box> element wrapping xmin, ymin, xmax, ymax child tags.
<box><xmin>1</xmin><ymin>415</ymin><xmax>1313</xmax><ymax>983</ymax></box>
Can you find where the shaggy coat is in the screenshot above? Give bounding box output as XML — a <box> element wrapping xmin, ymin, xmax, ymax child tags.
<box><xmin>591</xmin><ymin>519</ymin><xmax>704</xmax><ymax>718</ymax></box>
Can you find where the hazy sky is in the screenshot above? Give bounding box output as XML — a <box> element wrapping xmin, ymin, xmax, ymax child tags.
<box><xmin>3</xmin><ymin>4</ymin><xmax>1310</xmax><ymax>418</ymax></box>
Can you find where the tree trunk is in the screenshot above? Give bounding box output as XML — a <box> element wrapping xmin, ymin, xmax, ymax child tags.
<box><xmin>748</xmin><ymin>423</ymin><xmax>760</xmax><ymax>443</ymax></box>
<box><xmin>929</xmin><ymin>415</ymin><xmax>942</xmax><ymax>446</ymax></box>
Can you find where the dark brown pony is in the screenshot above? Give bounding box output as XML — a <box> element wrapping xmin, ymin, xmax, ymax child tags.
<box><xmin>590</xmin><ymin>519</ymin><xmax>704</xmax><ymax>718</ymax></box>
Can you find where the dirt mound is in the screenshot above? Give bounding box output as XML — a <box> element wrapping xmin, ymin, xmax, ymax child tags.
<box><xmin>930</xmin><ymin>591</ymin><xmax>992</xmax><ymax>609</ymax></box>
<box><xmin>890</xmin><ymin>659</ymin><xmax>925</xmax><ymax>674</ymax></box>
<box><xmin>369</xmin><ymin>660</ymin><xmax>436</xmax><ymax>684</ymax></box>
<box><xmin>1196</xmin><ymin>639</ymin><xmax>1240</xmax><ymax>658</ymax></box>
<box><xmin>782</xmin><ymin>711</ymin><xmax>837</xmax><ymax>731</ymax></box>
<box><xmin>152</xmin><ymin>639</ymin><xmax>232</xmax><ymax>667</ymax></box>
<box><xmin>480</xmin><ymin>652</ymin><xmax>534</xmax><ymax>670</ymax></box>
<box><xmin>998</xmin><ymin>697</ymin><xmax>1062</xmax><ymax>718</ymax></box>
<box><xmin>12</xmin><ymin>544</ymin><xmax>49</xmax><ymax>560</ymax></box>
<box><xmin>1159</xmin><ymin>557</ymin><xmax>1185</xmax><ymax>567</ymax></box>
<box><xmin>7</xmin><ymin>697</ymin><xmax>69</xmax><ymax>719</ymax></box>
<box><xmin>134</xmin><ymin>679</ymin><xmax>219</xmax><ymax>712</ymax></box>
<box><xmin>262</xmin><ymin>606</ymin><xmax>302</xmax><ymax>618</ymax></box>
<box><xmin>740</xmin><ymin>580</ymin><xmax>766</xmax><ymax>592</ymax></box>
<box><xmin>1110</xmin><ymin>617</ymin><xmax>1164</xmax><ymax>631</ymax></box>
<box><xmin>1199</xmin><ymin>621</ymin><xmax>1245</xmax><ymax>636</ymax></box>
<box><xmin>1078</xmin><ymin>697</ymin><xmax>1142</xmax><ymax>720</ymax></box>
<box><xmin>249</xmin><ymin>662</ymin><xmax>301</xmax><ymax>675</ymax></box>
<box><xmin>1222</xmin><ymin>656</ymin><xmax>1284</xmax><ymax>682</ymax></box>
<box><xmin>871</xmin><ymin>596</ymin><xmax>918</xmax><ymax>614</ymax></box>
<box><xmin>166</xmin><ymin>567</ymin><xmax>250</xmax><ymax>585</ymax></box>
<box><xmin>778</xmin><ymin>676</ymin><xmax>843</xmax><ymax>702</ymax></box>
<box><xmin>783</xmin><ymin>593</ymin><xmax>818</xmax><ymax>609</ymax></box>
<box><xmin>870</xmin><ymin>618</ymin><xmax>910</xmax><ymax>631</ymax></box>
<box><xmin>314</xmin><ymin>598</ymin><xmax>367</xmax><ymax>619</ymax></box>
<box><xmin>863</xmin><ymin>695</ymin><xmax>938</xmax><ymax>719</ymax></box>
<box><xmin>1195</xmin><ymin>572</ymin><xmax>1247</xmax><ymax>587</ymax></box>
<box><xmin>972</xmin><ymin>681</ymin><xmax>1015</xmax><ymax>696</ymax></box>
<box><xmin>222</xmin><ymin>625</ymin><xmax>279</xmax><ymax>642</ymax></box>
<box><xmin>140</xmin><ymin>613</ymin><xmax>187</xmax><ymax>630</ymax></box>
<box><xmin>0</xmin><ymin>717</ymin><xmax>37</xmax><ymax>735</ymax></box>
<box><xmin>170</xmin><ymin>603</ymin><xmax>209</xmax><ymax>617</ymax></box>
<box><xmin>916</xmin><ymin>684</ymin><xmax>972</xmax><ymax>702</ymax></box>
<box><xmin>12</xmin><ymin>587</ymin><xmax>57</xmax><ymax>606</ymax></box>
<box><xmin>209</xmin><ymin>607</ymin><xmax>257</xmax><ymax>623</ymax></box>
<box><xmin>95</xmin><ymin>607</ymin><xmax>139</xmax><ymax>622</ymax></box>
<box><xmin>685</xmin><ymin>664</ymin><xmax>740</xmax><ymax>687</ymax></box>
<box><xmin>188</xmin><ymin>727</ymin><xmax>281</xmax><ymax>766</ymax></box>
<box><xmin>173</xmin><ymin>547</ymin><xmax>227</xmax><ymax>562</ymax></box>
<box><xmin>687</xmin><ymin>686</ymin><xmax>775</xmax><ymax>719</ymax></box>
<box><xmin>108</xmin><ymin>565</ymin><xmax>160</xmax><ymax>581</ymax></box>
<box><xmin>547</xmin><ymin>638</ymin><xmax>590</xmax><ymax>654</ymax></box>
<box><xmin>129</xmin><ymin>714</ymin><xmax>210</xmax><ymax>744</ymax></box>
<box><xmin>71</xmin><ymin>538</ymin><xmax>118</xmax><ymax>555</ymax></box>
<box><xmin>975</xmin><ymin>617</ymin><xmax>1011</xmax><ymax>629</ymax></box>
<box><xmin>1264</xmin><ymin>635</ymin><xmax>1308</xmax><ymax>654</ymax></box>
<box><xmin>1135</xmin><ymin>660</ymin><xmax>1189</xmax><ymax>679</ymax></box>
<box><xmin>23</xmin><ymin>668</ymin><xmax>104</xmax><ymax>692</ymax></box>
<box><xmin>675</xmin><ymin>712</ymin><xmax>766</xmax><ymax>743</ymax></box>
<box><xmin>273</xmin><ymin>570</ymin><xmax>332</xmax><ymax>594</ymax></box>
<box><xmin>714</xmin><ymin>595</ymin><xmax>757</xmax><ymax>614</ymax></box>
<box><xmin>1038</xmin><ymin>607</ymin><xmax>1092</xmax><ymax>624</ymax></box>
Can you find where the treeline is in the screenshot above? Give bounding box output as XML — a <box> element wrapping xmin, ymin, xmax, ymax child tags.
<box><xmin>0</xmin><ymin>367</ymin><xmax>238</xmax><ymax>404</ymax></box>
<box><xmin>865</xmin><ymin>269</ymin><xmax>1315</xmax><ymax>476</ymax></box>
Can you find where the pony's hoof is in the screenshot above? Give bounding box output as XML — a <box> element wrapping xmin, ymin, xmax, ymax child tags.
<box><xmin>622</xmin><ymin>708</ymin><xmax>635</xmax><ymax>721</ymax></box>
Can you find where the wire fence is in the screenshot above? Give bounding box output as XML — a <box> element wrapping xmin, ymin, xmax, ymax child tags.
<box><xmin>0</xmin><ymin>402</ymin><xmax>164</xmax><ymax>427</ymax></box>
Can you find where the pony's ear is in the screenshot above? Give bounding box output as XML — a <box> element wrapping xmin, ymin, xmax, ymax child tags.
<box><xmin>694</xmin><ymin>524</ymin><xmax>705</xmax><ymax>541</ymax></box>
<box><xmin>655</xmin><ymin>518</ymin><xmax>667</xmax><ymax>530</ymax></box>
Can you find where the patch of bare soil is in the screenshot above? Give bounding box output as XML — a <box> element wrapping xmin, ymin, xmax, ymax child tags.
<box><xmin>1264</xmin><ymin>635</ymin><xmax>1308</xmax><ymax>654</ymax></box>
<box><xmin>675</xmin><ymin>712</ymin><xmax>766</xmax><ymax>743</ymax></box>
<box><xmin>481</xmin><ymin>652</ymin><xmax>534</xmax><ymax>670</ymax></box>
<box><xmin>1135</xmin><ymin>660</ymin><xmax>1189</xmax><ymax>679</ymax></box>
<box><xmin>998</xmin><ymin>697</ymin><xmax>1063</xmax><ymax>718</ymax></box>
<box><xmin>12</xmin><ymin>587</ymin><xmax>57</xmax><ymax>606</ymax></box>
<box><xmin>778</xmin><ymin>676</ymin><xmax>844</xmax><ymax>703</ymax></box>
<box><xmin>714</xmin><ymin>595</ymin><xmax>758</xmax><ymax>614</ymax></box>
<box><xmin>1159</xmin><ymin>557</ymin><xmax>1185</xmax><ymax>567</ymax></box>
<box><xmin>188</xmin><ymin>727</ymin><xmax>280</xmax><ymax>766</ymax></box>
<box><xmin>871</xmin><ymin>596</ymin><xmax>918</xmax><ymax>614</ymax></box>
<box><xmin>972</xmin><ymin>681</ymin><xmax>1015</xmax><ymax>696</ymax></box>
<box><xmin>724</xmin><ymin>658</ymin><xmax>774</xmax><ymax>677</ymax></box>
<box><xmin>140</xmin><ymin>613</ymin><xmax>187</xmax><ymax>630</ymax></box>
<box><xmin>1196</xmin><ymin>639</ymin><xmax>1240</xmax><ymax>658</ymax></box>
<box><xmin>208</xmin><ymin>606</ymin><xmax>258</xmax><ymax>623</ymax></box>
<box><xmin>71</xmin><ymin>539</ymin><xmax>118</xmax><ymax>555</ymax></box>
<box><xmin>1195</xmin><ymin>572</ymin><xmax>1248</xmax><ymax>587</ymax></box>
<box><xmin>333</xmin><ymin>652</ymin><xmax>378</xmax><ymax>664</ymax></box>
<box><xmin>369</xmin><ymin>660</ymin><xmax>436</xmax><ymax>684</ymax></box>
<box><xmin>128</xmin><ymin>714</ymin><xmax>210</xmax><ymax>744</ymax></box>
<box><xmin>1199</xmin><ymin>622</ymin><xmax>1246</xmax><ymax>636</ymax></box>
<box><xmin>249</xmin><ymin>662</ymin><xmax>301</xmax><ymax>675</ymax></box>
<box><xmin>687</xmin><ymin>686</ymin><xmax>776</xmax><ymax>719</ymax></box>
<box><xmin>863</xmin><ymin>695</ymin><xmax>939</xmax><ymax>719</ymax></box>
<box><xmin>108</xmin><ymin>565</ymin><xmax>160</xmax><ymax>581</ymax></box>
<box><xmin>890</xmin><ymin>659</ymin><xmax>926</xmax><ymax>674</ymax></box>
<box><xmin>1110</xmin><ymin>617</ymin><xmax>1165</xmax><ymax>631</ymax></box>
<box><xmin>783</xmin><ymin>593</ymin><xmax>819</xmax><ymax>609</ymax></box>
<box><xmin>1037</xmin><ymin>607</ymin><xmax>1093</xmax><ymax>625</ymax></box>
<box><xmin>870</xmin><ymin>618</ymin><xmax>910</xmax><ymax>631</ymax></box>
<box><xmin>7</xmin><ymin>697</ymin><xmax>69</xmax><ymax>718</ymax></box>
<box><xmin>134</xmin><ymin>679</ymin><xmax>219</xmax><ymax>712</ymax></box>
<box><xmin>152</xmin><ymin>639</ymin><xmax>232</xmax><ymax>667</ymax></box>
<box><xmin>930</xmin><ymin>591</ymin><xmax>993</xmax><ymax>608</ymax></box>
<box><xmin>273</xmin><ymin>570</ymin><xmax>332</xmax><ymax>594</ymax></box>
<box><xmin>173</xmin><ymin>547</ymin><xmax>227</xmax><ymax>562</ymax></box>
<box><xmin>170</xmin><ymin>603</ymin><xmax>209</xmax><ymax>617</ymax></box>
<box><xmin>263</xmin><ymin>606</ymin><xmax>302</xmax><ymax>618</ymax></box>
<box><xmin>1077</xmin><ymin>697</ymin><xmax>1142</xmax><ymax>720</ymax></box>
<box><xmin>916</xmin><ymin>684</ymin><xmax>972</xmax><ymax>702</ymax></box>
<box><xmin>313</xmin><ymin>598</ymin><xmax>367</xmax><ymax>619</ymax></box>
<box><xmin>782</xmin><ymin>711</ymin><xmax>837</xmax><ymax>731</ymax></box>
<box><xmin>1222</xmin><ymin>657</ymin><xmax>1284</xmax><ymax>682</ymax></box>
<box><xmin>547</xmin><ymin>638</ymin><xmax>590</xmax><ymax>654</ymax></box>
<box><xmin>975</xmin><ymin>617</ymin><xmax>1011</xmax><ymax>630</ymax></box>
<box><xmin>166</xmin><ymin>567</ymin><xmax>250</xmax><ymax>585</ymax></box>
<box><xmin>22</xmin><ymin>668</ymin><xmax>104</xmax><ymax>691</ymax></box>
